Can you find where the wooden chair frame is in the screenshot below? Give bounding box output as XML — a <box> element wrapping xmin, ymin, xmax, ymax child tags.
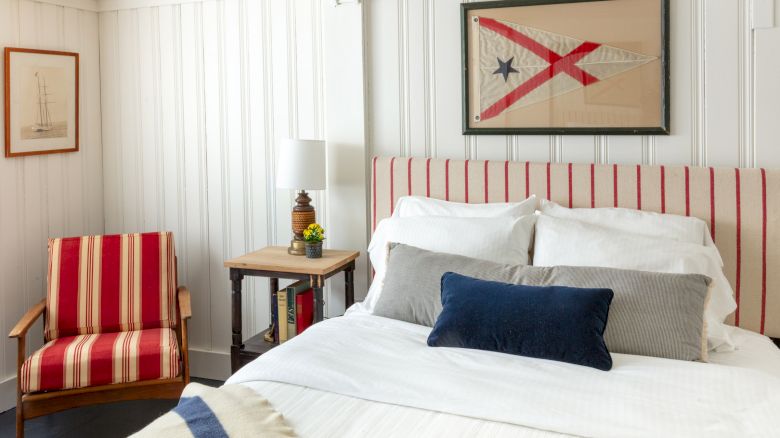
<box><xmin>8</xmin><ymin>286</ymin><xmax>192</xmax><ymax>438</ymax></box>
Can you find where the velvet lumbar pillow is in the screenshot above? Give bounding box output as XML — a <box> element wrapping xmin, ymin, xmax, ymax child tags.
<box><xmin>427</xmin><ymin>272</ymin><xmax>614</xmax><ymax>371</ymax></box>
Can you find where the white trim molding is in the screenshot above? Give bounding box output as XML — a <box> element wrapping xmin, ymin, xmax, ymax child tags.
<box><xmin>98</xmin><ymin>0</ymin><xmax>208</xmax><ymax>12</ymax></box>
<box><xmin>32</xmin><ymin>0</ymin><xmax>99</xmax><ymax>12</ymax></box>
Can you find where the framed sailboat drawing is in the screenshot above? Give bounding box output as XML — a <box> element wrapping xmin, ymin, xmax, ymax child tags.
<box><xmin>4</xmin><ymin>48</ymin><xmax>79</xmax><ymax>157</ymax></box>
<box><xmin>461</xmin><ymin>0</ymin><xmax>670</xmax><ymax>135</ymax></box>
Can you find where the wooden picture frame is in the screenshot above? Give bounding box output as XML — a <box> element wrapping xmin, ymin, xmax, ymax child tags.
<box><xmin>461</xmin><ymin>0</ymin><xmax>670</xmax><ymax>135</ymax></box>
<box><xmin>4</xmin><ymin>47</ymin><xmax>79</xmax><ymax>157</ymax></box>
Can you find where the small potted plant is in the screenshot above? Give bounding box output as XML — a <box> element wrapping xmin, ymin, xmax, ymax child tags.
<box><xmin>303</xmin><ymin>223</ymin><xmax>325</xmax><ymax>259</ymax></box>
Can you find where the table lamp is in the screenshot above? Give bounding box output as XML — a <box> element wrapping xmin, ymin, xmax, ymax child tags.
<box><xmin>276</xmin><ymin>139</ymin><xmax>327</xmax><ymax>255</ymax></box>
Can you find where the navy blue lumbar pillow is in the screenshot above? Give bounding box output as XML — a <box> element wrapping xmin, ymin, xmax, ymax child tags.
<box><xmin>428</xmin><ymin>272</ymin><xmax>614</xmax><ymax>371</ymax></box>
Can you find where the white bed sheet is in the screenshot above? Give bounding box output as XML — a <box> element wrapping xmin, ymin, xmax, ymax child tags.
<box><xmin>710</xmin><ymin>325</ymin><xmax>780</xmax><ymax>377</ymax></box>
<box><xmin>242</xmin><ymin>381</ymin><xmax>568</xmax><ymax>438</ymax></box>
<box><xmin>228</xmin><ymin>314</ymin><xmax>780</xmax><ymax>438</ymax></box>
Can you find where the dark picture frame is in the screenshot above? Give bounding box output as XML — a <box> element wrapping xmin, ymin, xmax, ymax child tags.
<box><xmin>4</xmin><ymin>47</ymin><xmax>80</xmax><ymax>157</ymax></box>
<box><xmin>461</xmin><ymin>0</ymin><xmax>670</xmax><ymax>135</ymax></box>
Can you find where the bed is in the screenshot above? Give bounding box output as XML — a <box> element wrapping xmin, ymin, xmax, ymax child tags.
<box><xmin>228</xmin><ymin>158</ymin><xmax>780</xmax><ymax>437</ymax></box>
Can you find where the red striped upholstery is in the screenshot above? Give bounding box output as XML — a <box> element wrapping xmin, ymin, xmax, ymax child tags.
<box><xmin>44</xmin><ymin>232</ymin><xmax>177</xmax><ymax>341</ymax></box>
<box><xmin>372</xmin><ymin>157</ymin><xmax>780</xmax><ymax>338</ymax></box>
<box><xmin>20</xmin><ymin>328</ymin><xmax>180</xmax><ymax>393</ymax></box>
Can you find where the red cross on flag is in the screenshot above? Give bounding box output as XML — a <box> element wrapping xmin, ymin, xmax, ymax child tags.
<box><xmin>475</xmin><ymin>17</ymin><xmax>657</xmax><ymax>121</ymax></box>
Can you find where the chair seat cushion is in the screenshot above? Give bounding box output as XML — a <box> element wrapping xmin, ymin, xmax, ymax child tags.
<box><xmin>21</xmin><ymin>328</ymin><xmax>180</xmax><ymax>393</ymax></box>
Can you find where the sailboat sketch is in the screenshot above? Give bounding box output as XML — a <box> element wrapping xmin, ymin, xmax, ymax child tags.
<box><xmin>33</xmin><ymin>72</ymin><xmax>53</xmax><ymax>132</ymax></box>
<box><xmin>20</xmin><ymin>67</ymin><xmax>68</xmax><ymax>140</ymax></box>
<box><xmin>6</xmin><ymin>48</ymin><xmax>78</xmax><ymax>156</ymax></box>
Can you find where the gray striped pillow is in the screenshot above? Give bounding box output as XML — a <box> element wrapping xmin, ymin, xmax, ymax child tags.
<box><xmin>374</xmin><ymin>244</ymin><xmax>711</xmax><ymax>361</ymax></box>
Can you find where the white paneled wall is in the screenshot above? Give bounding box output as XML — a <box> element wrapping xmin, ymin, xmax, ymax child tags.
<box><xmin>366</xmin><ymin>0</ymin><xmax>780</xmax><ymax>169</ymax></box>
<box><xmin>99</xmin><ymin>0</ymin><xmax>327</xmax><ymax>378</ymax></box>
<box><xmin>0</xmin><ymin>0</ymin><xmax>103</xmax><ymax>407</ymax></box>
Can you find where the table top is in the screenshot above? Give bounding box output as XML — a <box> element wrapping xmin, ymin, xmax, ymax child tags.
<box><xmin>224</xmin><ymin>246</ymin><xmax>360</xmax><ymax>275</ymax></box>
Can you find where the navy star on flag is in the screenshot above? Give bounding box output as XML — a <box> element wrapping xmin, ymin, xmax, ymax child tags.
<box><xmin>475</xmin><ymin>17</ymin><xmax>656</xmax><ymax>121</ymax></box>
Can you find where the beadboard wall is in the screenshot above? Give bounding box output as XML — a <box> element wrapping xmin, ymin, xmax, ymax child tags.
<box><xmin>98</xmin><ymin>0</ymin><xmax>331</xmax><ymax>379</ymax></box>
<box><xmin>0</xmin><ymin>0</ymin><xmax>104</xmax><ymax>409</ymax></box>
<box><xmin>366</xmin><ymin>0</ymin><xmax>780</xmax><ymax>170</ymax></box>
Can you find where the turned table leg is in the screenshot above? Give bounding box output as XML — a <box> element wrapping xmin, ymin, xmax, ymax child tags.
<box><xmin>312</xmin><ymin>275</ymin><xmax>324</xmax><ymax>323</ymax></box>
<box><xmin>269</xmin><ymin>277</ymin><xmax>278</xmax><ymax>323</ymax></box>
<box><xmin>345</xmin><ymin>263</ymin><xmax>355</xmax><ymax>308</ymax></box>
<box><xmin>230</xmin><ymin>269</ymin><xmax>244</xmax><ymax>373</ymax></box>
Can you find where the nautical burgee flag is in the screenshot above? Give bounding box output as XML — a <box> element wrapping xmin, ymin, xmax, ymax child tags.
<box><xmin>475</xmin><ymin>17</ymin><xmax>657</xmax><ymax>121</ymax></box>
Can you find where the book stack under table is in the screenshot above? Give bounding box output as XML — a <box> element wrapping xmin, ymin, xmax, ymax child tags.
<box><xmin>272</xmin><ymin>280</ymin><xmax>315</xmax><ymax>343</ymax></box>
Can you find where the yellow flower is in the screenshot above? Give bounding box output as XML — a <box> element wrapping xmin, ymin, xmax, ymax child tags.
<box><xmin>304</xmin><ymin>223</ymin><xmax>325</xmax><ymax>242</ymax></box>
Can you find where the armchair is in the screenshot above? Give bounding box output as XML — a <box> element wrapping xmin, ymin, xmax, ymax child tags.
<box><xmin>8</xmin><ymin>232</ymin><xmax>191</xmax><ymax>438</ymax></box>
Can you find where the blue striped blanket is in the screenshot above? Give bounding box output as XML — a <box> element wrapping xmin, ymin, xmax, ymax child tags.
<box><xmin>132</xmin><ymin>382</ymin><xmax>295</xmax><ymax>438</ymax></box>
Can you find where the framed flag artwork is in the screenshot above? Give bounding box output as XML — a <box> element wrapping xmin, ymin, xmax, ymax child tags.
<box><xmin>461</xmin><ymin>0</ymin><xmax>670</xmax><ymax>135</ymax></box>
<box><xmin>4</xmin><ymin>48</ymin><xmax>79</xmax><ymax>157</ymax></box>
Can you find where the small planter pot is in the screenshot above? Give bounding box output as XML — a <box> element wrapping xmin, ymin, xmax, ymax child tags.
<box><xmin>305</xmin><ymin>241</ymin><xmax>323</xmax><ymax>259</ymax></box>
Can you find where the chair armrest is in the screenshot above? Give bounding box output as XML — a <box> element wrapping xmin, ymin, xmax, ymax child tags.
<box><xmin>178</xmin><ymin>286</ymin><xmax>192</xmax><ymax>320</ymax></box>
<box><xmin>9</xmin><ymin>299</ymin><xmax>46</xmax><ymax>338</ymax></box>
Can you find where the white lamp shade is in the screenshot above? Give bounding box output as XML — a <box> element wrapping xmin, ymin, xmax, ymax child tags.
<box><xmin>276</xmin><ymin>139</ymin><xmax>327</xmax><ymax>190</ymax></box>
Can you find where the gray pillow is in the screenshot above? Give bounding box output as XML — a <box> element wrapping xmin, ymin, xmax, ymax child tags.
<box><xmin>374</xmin><ymin>243</ymin><xmax>711</xmax><ymax>361</ymax></box>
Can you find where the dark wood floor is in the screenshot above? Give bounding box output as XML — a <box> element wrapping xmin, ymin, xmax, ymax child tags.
<box><xmin>0</xmin><ymin>378</ymin><xmax>222</xmax><ymax>438</ymax></box>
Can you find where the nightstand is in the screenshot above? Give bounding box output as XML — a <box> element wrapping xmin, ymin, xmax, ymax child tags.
<box><xmin>224</xmin><ymin>246</ymin><xmax>360</xmax><ymax>373</ymax></box>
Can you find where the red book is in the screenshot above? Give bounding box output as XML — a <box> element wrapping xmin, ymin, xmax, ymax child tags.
<box><xmin>296</xmin><ymin>289</ymin><xmax>314</xmax><ymax>334</ymax></box>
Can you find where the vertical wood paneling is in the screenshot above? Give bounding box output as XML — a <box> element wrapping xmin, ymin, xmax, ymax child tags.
<box><xmin>244</xmin><ymin>0</ymin><xmax>269</xmax><ymax>340</ymax></box>
<box><xmin>118</xmin><ymin>9</ymin><xmax>142</xmax><ymax>230</ymax></box>
<box><xmin>561</xmin><ymin>136</ymin><xmax>597</xmax><ymax>164</ymax></box>
<box><xmin>157</xmin><ymin>5</ymin><xmax>180</xmax><ymax>236</ymax></box>
<box><xmin>180</xmin><ymin>2</ymin><xmax>210</xmax><ymax>349</ymax></box>
<box><xmin>368</xmin><ymin>0</ymin><xmax>401</xmax><ymax>156</ymax></box>
<box><xmin>737</xmin><ymin>0</ymin><xmax>755</xmax><ymax>168</ymax></box>
<box><xmin>704</xmin><ymin>0</ymin><xmax>740</xmax><ymax>167</ymax></box>
<box><xmin>1</xmin><ymin>0</ymin><xmax>103</xmax><ymax>405</ymax></box>
<box><xmin>201</xmin><ymin>0</ymin><xmax>229</xmax><ymax>355</ymax></box>
<box><xmin>755</xmin><ymin>24</ymin><xmax>780</xmax><ymax>169</ymax></box>
<box><xmin>99</xmin><ymin>10</ymin><xmax>121</xmax><ymax>228</ymax></box>
<box><xmin>0</xmin><ymin>0</ymin><xmax>20</xmax><ymax>392</ymax></box>
<box><xmin>138</xmin><ymin>7</ymin><xmax>161</xmax><ymax>230</ymax></box>
<box><xmin>609</xmin><ymin>137</ymin><xmax>644</xmax><ymax>164</ymax></box>
<box><xmin>431</xmin><ymin>0</ymin><xmax>466</xmax><ymax>159</ymax></box>
<box><xmin>99</xmin><ymin>0</ymin><xmax>328</xmax><ymax>370</ymax></box>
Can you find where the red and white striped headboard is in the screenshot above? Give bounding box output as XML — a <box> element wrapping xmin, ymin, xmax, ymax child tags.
<box><xmin>371</xmin><ymin>156</ymin><xmax>780</xmax><ymax>338</ymax></box>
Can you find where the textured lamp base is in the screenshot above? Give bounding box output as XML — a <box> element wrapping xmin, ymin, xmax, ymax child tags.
<box><xmin>288</xmin><ymin>239</ymin><xmax>306</xmax><ymax>255</ymax></box>
<box><xmin>288</xmin><ymin>189</ymin><xmax>316</xmax><ymax>256</ymax></box>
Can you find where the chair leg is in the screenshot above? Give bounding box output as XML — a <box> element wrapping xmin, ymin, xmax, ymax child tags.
<box><xmin>16</xmin><ymin>399</ymin><xmax>23</xmax><ymax>438</ymax></box>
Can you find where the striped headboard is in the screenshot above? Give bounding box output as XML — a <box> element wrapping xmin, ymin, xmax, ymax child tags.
<box><xmin>371</xmin><ymin>157</ymin><xmax>780</xmax><ymax>338</ymax></box>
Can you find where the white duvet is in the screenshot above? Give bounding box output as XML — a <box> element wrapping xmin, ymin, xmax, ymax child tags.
<box><xmin>227</xmin><ymin>313</ymin><xmax>780</xmax><ymax>438</ymax></box>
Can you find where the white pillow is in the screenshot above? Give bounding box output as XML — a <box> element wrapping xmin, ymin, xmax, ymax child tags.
<box><xmin>539</xmin><ymin>200</ymin><xmax>721</xmax><ymax>266</ymax></box>
<box><xmin>532</xmin><ymin>215</ymin><xmax>737</xmax><ymax>351</ymax></box>
<box><xmin>357</xmin><ymin>215</ymin><xmax>537</xmax><ymax>314</ymax></box>
<box><xmin>394</xmin><ymin>195</ymin><xmax>537</xmax><ymax>218</ymax></box>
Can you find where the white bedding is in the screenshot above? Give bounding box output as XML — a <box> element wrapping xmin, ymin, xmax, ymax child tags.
<box><xmin>227</xmin><ymin>313</ymin><xmax>780</xmax><ymax>438</ymax></box>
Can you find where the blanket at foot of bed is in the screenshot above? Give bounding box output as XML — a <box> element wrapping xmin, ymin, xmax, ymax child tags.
<box><xmin>131</xmin><ymin>382</ymin><xmax>295</xmax><ymax>438</ymax></box>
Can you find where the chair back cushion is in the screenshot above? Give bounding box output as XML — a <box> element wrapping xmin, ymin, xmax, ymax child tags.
<box><xmin>45</xmin><ymin>232</ymin><xmax>178</xmax><ymax>341</ymax></box>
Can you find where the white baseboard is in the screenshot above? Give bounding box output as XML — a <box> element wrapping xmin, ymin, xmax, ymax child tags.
<box><xmin>189</xmin><ymin>348</ymin><xmax>232</xmax><ymax>381</ymax></box>
<box><xmin>0</xmin><ymin>376</ymin><xmax>17</xmax><ymax>413</ymax></box>
<box><xmin>0</xmin><ymin>349</ymin><xmax>231</xmax><ymax>414</ymax></box>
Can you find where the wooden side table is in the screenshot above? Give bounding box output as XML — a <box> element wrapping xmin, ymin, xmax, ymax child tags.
<box><xmin>224</xmin><ymin>246</ymin><xmax>360</xmax><ymax>373</ymax></box>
